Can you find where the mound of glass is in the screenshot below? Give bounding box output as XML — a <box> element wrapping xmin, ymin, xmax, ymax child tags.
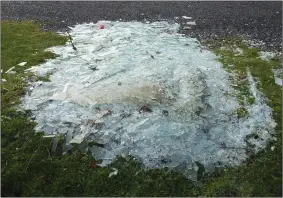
<box><xmin>21</xmin><ymin>21</ymin><xmax>275</xmax><ymax>180</ymax></box>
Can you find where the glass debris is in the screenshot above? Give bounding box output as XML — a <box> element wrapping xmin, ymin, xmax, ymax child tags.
<box><xmin>20</xmin><ymin>21</ymin><xmax>275</xmax><ymax>180</ymax></box>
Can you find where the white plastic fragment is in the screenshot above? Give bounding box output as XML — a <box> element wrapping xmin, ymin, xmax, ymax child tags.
<box><xmin>108</xmin><ymin>168</ymin><xmax>118</xmax><ymax>178</ymax></box>
<box><xmin>18</xmin><ymin>62</ymin><xmax>27</xmax><ymax>66</ymax></box>
<box><xmin>5</xmin><ymin>66</ymin><xmax>15</xmax><ymax>74</ymax></box>
<box><xmin>2</xmin><ymin>78</ymin><xmax>7</xmax><ymax>82</ymax></box>
<box><xmin>271</xmin><ymin>146</ymin><xmax>275</xmax><ymax>151</ymax></box>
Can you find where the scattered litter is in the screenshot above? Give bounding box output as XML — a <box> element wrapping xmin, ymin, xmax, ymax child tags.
<box><xmin>8</xmin><ymin>71</ymin><xmax>16</xmax><ymax>74</ymax></box>
<box><xmin>271</xmin><ymin>146</ymin><xmax>275</xmax><ymax>151</ymax></box>
<box><xmin>2</xmin><ymin>78</ymin><xmax>7</xmax><ymax>82</ymax></box>
<box><xmin>182</xmin><ymin>16</ymin><xmax>192</xmax><ymax>20</ymax></box>
<box><xmin>108</xmin><ymin>168</ymin><xmax>118</xmax><ymax>178</ymax></box>
<box><xmin>18</xmin><ymin>62</ymin><xmax>27</xmax><ymax>66</ymax></box>
<box><xmin>5</xmin><ymin>66</ymin><xmax>15</xmax><ymax>74</ymax></box>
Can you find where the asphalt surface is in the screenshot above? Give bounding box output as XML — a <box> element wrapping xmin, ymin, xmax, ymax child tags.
<box><xmin>1</xmin><ymin>1</ymin><xmax>282</xmax><ymax>50</ymax></box>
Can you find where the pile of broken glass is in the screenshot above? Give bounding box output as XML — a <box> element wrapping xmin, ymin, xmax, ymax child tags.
<box><xmin>21</xmin><ymin>21</ymin><xmax>275</xmax><ymax>180</ymax></box>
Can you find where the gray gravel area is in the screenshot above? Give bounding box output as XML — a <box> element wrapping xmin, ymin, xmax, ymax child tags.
<box><xmin>1</xmin><ymin>1</ymin><xmax>282</xmax><ymax>50</ymax></box>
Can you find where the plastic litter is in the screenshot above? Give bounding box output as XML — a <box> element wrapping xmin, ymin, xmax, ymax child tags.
<box><xmin>20</xmin><ymin>21</ymin><xmax>276</xmax><ymax>180</ymax></box>
<box><xmin>2</xmin><ymin>78</ymin><xmax>7</xmax><ymax>82</ymax></box>
<box><xmin>108</xmin><ymin>168</ymin><xmax>118</xmax><ymax>178</ymax></box>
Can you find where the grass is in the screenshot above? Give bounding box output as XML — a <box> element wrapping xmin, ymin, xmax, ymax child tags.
<box><xmin>1</xmin><ymin>21</ymin><xmax>282</xmax><ymax>197</ymax></box>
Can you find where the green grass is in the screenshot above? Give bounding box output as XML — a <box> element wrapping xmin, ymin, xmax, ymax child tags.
<box><xmin>1</xmin><ymin>22</ymin><xmax>282</xmax><ymax>197</ymax></box>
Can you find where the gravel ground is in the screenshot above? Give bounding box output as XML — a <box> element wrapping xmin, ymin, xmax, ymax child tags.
<box><xmin>1</xmin><ymin>1</ymin><xmax>282</xmax><ymax>51</ymax></box>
